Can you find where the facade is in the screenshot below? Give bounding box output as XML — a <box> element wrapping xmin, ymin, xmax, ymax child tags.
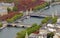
<box><xmin>0</xmin><ymin>2</ymin><xmax>14</xmax><ymax>10</ymax></box>
<box><xmin>38</xmin><ymin>29</ymin><xmax>47</xmax><ymax>38</ymax></box>
<box><xmin>0</xmin><ymin>2</ymin><xmax>14</xmax><ymax>16</ymax></box>
<box><xmin>17</xmin><ymin>0</ymin><xmax>45</xmax><ymax>11</ymax></box>
<box><xmin>53</xmin><ymin>33</ymin><xmax>60</xmax><ymax>38</ymax></box>
<box><xmin>29</xmin><ymin>33</ymin><xmax>38</xmax><ymax>38</ymax></box>
<box><xmin>0</xmin><ymin>12</ymin><xmax>19</xmax><ymax>21</ymax></box>
<box><xmin>0</xmin><ymin>8</ymin><xmax>7</xmax><ymax>16</ymax></box>
<box><xmin>47</xmin><ymin>24</ymin><xmax>56</xmax><ymax>32</ymax></box>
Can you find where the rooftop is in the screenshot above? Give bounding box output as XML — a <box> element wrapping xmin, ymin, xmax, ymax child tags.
<box><xmin>17</xmin><ymin>0</ymin><xmax>45</xmax><ymax>11</ymax></box>
<box><xmin>0</xmin><ymin>11</ymin><xmax>20</xmax><ymax>21</ymax></box>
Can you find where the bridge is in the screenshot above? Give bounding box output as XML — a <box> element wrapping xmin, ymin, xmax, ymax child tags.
<box><xmin>51</xmin><ymin>2</ymin><xmax>60</xmax><ymax>6</ymax></box>
<box><xmin>29</xmin><ymin>12</ymin><xmax>60</xmax><ymax>18</ymax></box>
<box><xmin>29</xmin><ymin>2</ymin><xmax>60</xmax><ymax>18</ymax></box>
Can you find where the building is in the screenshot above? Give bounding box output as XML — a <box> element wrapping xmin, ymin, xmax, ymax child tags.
<box><xmin>0</xmin><ymin>12</ymin><xmax>20</xmax><ymax>21</ymax></box>
<box><xmin>47</xmin><ymin>24</ymin><xmax>56</xmax><ymax>32</ymax></box>
<box><xmin>53</xmin><ymin>33</ymin><xmax>60</xmax><ymax>38</ymax></box>
<box><xmin>0</xmin><ymin>2</ymin><xmax>14</xmax><ymax>16</ymax></box>
<box><xmin>29</xmin><ymin>33</ymin><xmax>38</xmax><ymax>38</ymax></box>
<box><xmin>38</xmin><ymin>29</ymin><xmax>47</xmax><ymax>38</ymax></box>
<box><xmin>0</xmin><ymin>2</ymin><xmax>14</xmax><ymax>10</ymax></box>
<box><xmin>0</xmin><ymin>8</ymin><xmax>7</xmax><ymax>16</ymax></box>
<box><xmin>17</xmin><ymin>0</ymin><xmax>45</xmax><ymax>11</ymax></box>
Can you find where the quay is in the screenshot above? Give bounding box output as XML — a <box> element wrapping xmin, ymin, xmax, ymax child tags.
<box><xmin>0</xmin><ymin>24</ymin><xmax>7</xmax><ymax>30</ymax></box>
<box><xmin>0</xmin><ymin>22</ymin><xmax>32</xmax><ymax>30</ymax></box>
<box><xmin>7</xmin><ymin>23</ymin><xmax>32</xmax><ymax>28</ymax></box>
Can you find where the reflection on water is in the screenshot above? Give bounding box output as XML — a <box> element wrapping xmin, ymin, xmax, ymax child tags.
<box><xmin>23</xmin><ymin>17</ymin><xmax>43</xmax><ymax>25</ymax></box>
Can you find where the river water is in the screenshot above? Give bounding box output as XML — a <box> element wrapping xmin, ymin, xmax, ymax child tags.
<box><xmin>0</xmin><ymin>5</ymin><xmax>60</xmax><ymax>38</ymax></box>
<box><xmin>0</xmin><ymin>27</ymin><xmax>24</xmax><ymax>38</ymax></box>
<box><xmin>41</xmin><ymin>5</ymin><xmax>60</xmax><ymax>15</ymax></box>
<box><xmin>0</xmin><ymin>17</ymin><xmax>43</xmax><ymax>38</ymax></box>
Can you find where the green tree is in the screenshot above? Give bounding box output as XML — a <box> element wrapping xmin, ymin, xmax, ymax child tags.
<box><xmin>7</xmin><ymin>13</ymin><xmax>23</xmax><ymax>23</ymax></box>
<box><xmin>16</xmin><ymin>23</ymin><xmax>41</xmax><ymax>38</ymax></box>
<box><xmin>41</xmin><ymin>17</ymin><xmax>52</xmax><ymax>24</ymax></box>
<box><xmin>47</xmin><ymin>32</ymin><xmax>54</xmax><ymax>38</ymax></box>
<box><xmin>13</xmin><ymin>6</ymin><xmax>18</xmax><ymax>11</ymax></box>
<box><xmin>6</xmin><ymin>0</ymin><xmax>14</xmax><ymax>3</ymax></box>
<box><xmin>7</xmin><ymin>7</ymin><xmax>11</xmax><ymax>13</ymax></box>
<box><xmin>51</xmin><ymin>17</ymin><xmax>57</xmax><ymax>24</ymax></box>
<box><xmin>33</xmin><ymin>2</ymin><xmax>49</xmax><ymax>11</ymax></box>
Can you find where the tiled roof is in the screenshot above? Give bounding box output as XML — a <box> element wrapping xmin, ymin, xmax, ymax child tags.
<box><xmin>17</xmin><ymin>0</ymin><xmax>45</xmax><ymax>11</ymax></box>
<box><xmin>0</xmin><ymin>12</ymin><xmax>20</xmax><ymax>21</ymax></box>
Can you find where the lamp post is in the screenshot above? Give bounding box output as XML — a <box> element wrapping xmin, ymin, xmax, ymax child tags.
<box><xmin>48</xmin><ymin>0</ymin><xmax>51</xmax><ymax>8</ymax></box>
<box><xmin>25</xmin><ymin>32</ymin><xmax>28</xmax><ymax>38</ymax></box>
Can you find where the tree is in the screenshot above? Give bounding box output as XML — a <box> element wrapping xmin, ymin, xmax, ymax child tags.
<box><xmin>52</xmin><ymin>0</ymin><xmax>55</xmax><ymax>3</ymax></box>
<box><xmin>13</xmin><ymin>6</ymin><xmax>18</xmax><ymax>11</ymax></box>
<box><xmin>32</xmin><ymin>23</ymin><xmax>37</xmax><ymax>27</ymax></box>
<box><xmin>47</xmin><ymin>32</ymin><xmax>54</xmax><ymax>38</ymax></box>
<box><xmin>7</xmin><ymin>13</ymin><xmax>23</xmax><ymax>23</ymax></box>
<box><xmin>7</xmin><ymin>7</ymin><xmax>11</xmax><ymax>13</ymax></box>
<box><xmin>33</xmin><ymin>2</ymin><xmax>49</xmax><ymax>11</ymax></box>
<box><xmin>51</xmin><ymin>17</ymin><xmax>57</xmax><ymax>24</ymax></box>
<box><xmin>16</xmin><ymin>23</ymin><xmax>41</xmax><ymax>38</ymax></box>
<box><xmin>41</xmin><ymin>17</ymin><xmax>52</xmax><ymax>24</ymax></box>
<box><xmin>6</xmin><ymin>0</ymin><xmax>14</xmax><ymax>3</ymax></box>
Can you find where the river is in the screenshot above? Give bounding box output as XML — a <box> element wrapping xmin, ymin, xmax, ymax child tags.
<box><xmin>0</xmin><ymin>17</ymin><xmax>43</xmax><ymax>38</ymax></box>
<box><xmin>0</xmin><ymin>4</ymin><xmax>60</xmax><ymax>38</ymax></box>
